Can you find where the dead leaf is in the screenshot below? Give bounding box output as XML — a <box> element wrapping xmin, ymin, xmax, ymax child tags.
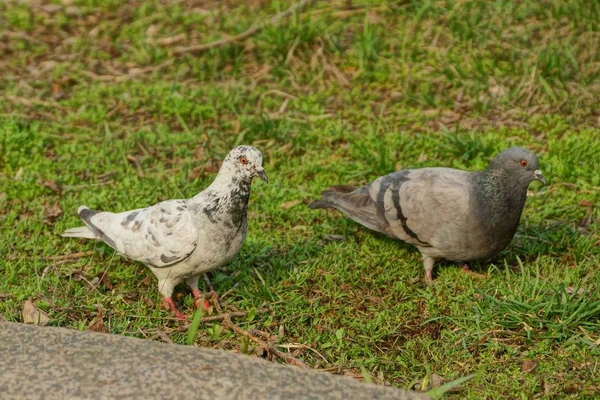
<box><xmin>142</xmin><ymin>296</ymin><xmax>154</xmax><ymax>308</ymax></box>
<box><xmin>99</xmin><ymin>272</ymin><xmax>113</xmax><ymax>290</ymax></box>
<box><xmin>87</xmin><ymin>309</ymin><xmax>107</xmax><ymax>333</ymax></box>
<box><xmin>580</xmin><ymin>199</ymin><xmax>593</xmax><ymax>207</ymax></box>
<box><xmin>280</xmin><ymin>200</ymin><xmax>301</xmax><ymax>209</ymax></box>
<box><xmin>565</xmin><ymin>287</ymin><xmax>585</xmax><ymax>296</ymax></box>
<box><xmin>194</xmin><ymin>146</ymin><xmax>206</xmax><ymax>161</ymax></box>
<box><xmin>203</xmin><ymin>159</ymin><xmax>222</xmax><ymax>174</ymax></box>
<box><xmin>45</xmin><ymin>203</ymin><xmax>63</xmax><ymax>223</ymax></box>
<box><xmin>42</xmin><ymin>179</ymin><xmax>62</xmax><ymax>193</ymax></box>
<box><xmin>140</xmin><ymin>276</ymin><xmax>153</xmax><ymax>288</ymax></box>
<box><xmin>22</xmin><ymin>299</ymin><xmax>50</xmax><ymax>325</ymax></box>
<box><xmin>156</xmin><ymin>329</ymin><xmax>173</xmax><ymax>344</ymax></box>
<box><xmin>126</xmin><ymin>154</ymin><xmax>145</xmax><ymax>178</ymax></box>
<box><xmin>145</xmin><ymin>24</ymin><xmax>159</xmax><ymax>38</ymax></box>
<box><xmin>521</xmin><ymin>359</ymin><xmax>537</xmax><ymax>373</ymax></box>
<box><xmin>189</xmin><ymin>166</ymin><xmax>202</xmax><ymax>180</ymax></box>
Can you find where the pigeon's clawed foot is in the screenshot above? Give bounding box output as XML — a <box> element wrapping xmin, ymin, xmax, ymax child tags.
<box><xmin>460</xmin><ymin>264</ymin><xmax>487</xmax><ymax>279</ymax></box>
<box><xmin>165</xmin><ymin>297</ymin><xmax>187</xmax><ymax>320</ymax></box>
<box><xmin>425</xmin><ymin>269</ymin><xmax>433</xmax><ymax>284</ymax></box>
<box><xmin>192</xmin><ymin>289</ymin><xmax>211</xmax><ymax>311</ymax></box>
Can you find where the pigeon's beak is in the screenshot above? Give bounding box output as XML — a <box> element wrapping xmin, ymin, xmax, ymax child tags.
<box><xmin>256</xmin><ymin>168</ymin><xmax>268</xmax><ymax>183</ymax></box>
<box><xmin>533</xmin><ymin>170</ymin><xmax>547</xmax><ymax>185</ymax></box>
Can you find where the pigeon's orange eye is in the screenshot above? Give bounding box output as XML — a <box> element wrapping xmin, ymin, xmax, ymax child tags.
<box><xmin>240</xmin><ymin>156</ymin><xmax>249</xmax><ymax>165</ymax></box>
<box><xmin>520</xmin><ymin>160</ymin><xmax>528</xmax><ymax>167</ymax></box>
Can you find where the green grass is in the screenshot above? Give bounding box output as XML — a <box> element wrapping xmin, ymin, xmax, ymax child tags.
<box><xmin>1</xmin><ymin>0</ymin><xmax>600</xmax><ymax>398</ymax></box>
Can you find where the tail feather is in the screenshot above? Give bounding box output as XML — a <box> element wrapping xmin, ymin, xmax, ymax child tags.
<box><xmin>61</xmin><ymin>226</ymin><xmax>96</xmax><ymax>239</ymax></box>
<box><xmin>61</xmin><ymin>205</ymin><xmax>100</xmax><ymax>239</ymax></box>
<box><xmin>309</xmin><ymin>185</ymin><xmax>386</xmax><ymax>233</ymax></box>
<box><xmin>328</xmin><ymin>185</ymin><xmax>358</xmax><ymax>194</ymax></box>
<box><xmin>308</xmin><ymin>185</ymin><xmax>359</xmax><ymax>209</ymax></box>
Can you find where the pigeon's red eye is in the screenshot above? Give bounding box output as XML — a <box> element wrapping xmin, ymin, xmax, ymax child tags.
<box><xmin>240</xmin><ymin>157</ymin><xmax>248</xmax><ymax>165</ymax></box>
<box><xmin>520</xmin><ymin>160</ymin><xmax>528</xmax><ymax>167</ymax></box>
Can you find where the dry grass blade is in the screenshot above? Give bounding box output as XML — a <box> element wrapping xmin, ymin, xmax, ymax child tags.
<box><xmin>170</xmin><ymin>0</ymin><xmax>318</xmax><ymax>56</ymax></box>
<box><xmin>206</xmin><ymin>292</ymin><xmax>307</xmax><ymax>368</ymax></box>
<box><xmin>43</xmin><ymin>251</ymin><xmax>95</xmax><ymax>261</ymax></box>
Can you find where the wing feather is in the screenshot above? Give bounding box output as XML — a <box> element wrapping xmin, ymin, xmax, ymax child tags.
<box><xmin>79</xmin><ymin>200</ymin><xmax>197</xmax><ymax>268</ymax></box>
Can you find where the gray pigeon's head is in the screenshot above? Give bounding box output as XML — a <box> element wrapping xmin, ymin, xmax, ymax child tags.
<box><xmin>488</xmin><ymin>147</ymin><xmax>546</xmax><ymax>185</ymax></box>
<box><xmin>222</xmin><ymin>145</ymin><xmax>268</xmax><ymax>183</ymax></box>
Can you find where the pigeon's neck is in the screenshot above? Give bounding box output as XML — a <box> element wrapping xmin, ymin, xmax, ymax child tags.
<box><xmin>476</xmin><ymin>168</ymin><xmax>529</xmax><ymax>231</ymax></box>
<box><xmin>190</xmin><ymin>169</ymin><xmax>252</xmax><ymax>227</ymax></box>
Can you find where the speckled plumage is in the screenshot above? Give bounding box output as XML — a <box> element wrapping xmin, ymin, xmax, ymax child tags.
<box><xmin>309</xmin><ymin>147</ymin><xmax>546</xmax><ymax>281</ymax></box>
<box><xmin>62</xmin><ymin>145</ymin><xmax>268</xmax><ymax>318</ymax></box>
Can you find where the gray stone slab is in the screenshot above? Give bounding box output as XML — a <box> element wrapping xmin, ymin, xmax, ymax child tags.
<box><xmin>0</xmin><ymin>322</ymin><xmax>428</xmax><ymax>400</ymax></box>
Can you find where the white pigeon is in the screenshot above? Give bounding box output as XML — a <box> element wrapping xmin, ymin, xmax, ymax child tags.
<box><xmin>62</xmin><ymin>145</ymin><xmax>268</xmax><ymax>319</ymax></box>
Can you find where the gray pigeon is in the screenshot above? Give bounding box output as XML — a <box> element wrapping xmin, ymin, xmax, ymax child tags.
<box><xmin>309</xmin><ymin>147</ymin><xmax>546</xmax><ymax>282</ymax></box>
<box><xmin>62</xmin><ymin>145</ymin><xmax>268</xmax><ymax>319</ymax></box>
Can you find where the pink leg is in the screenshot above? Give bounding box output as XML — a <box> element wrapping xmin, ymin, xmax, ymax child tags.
<box><xmin>192</xmin><ymin>289</ymin><xmax>211</xmax><ymax>311</ymax></box>
<box><xmin>423</xmin><ymin>256</ymin><xmax>435</xmax><ymax>284</ymax></box>
<box><xmin>166</xmin><ymin>297</ymin><xmax>187</xmax><ymax>320</ymax></box>
<box><xmin>425</xmin><ymin>269</ymin><xmax>433</xmax><ymax>283</ymax></box>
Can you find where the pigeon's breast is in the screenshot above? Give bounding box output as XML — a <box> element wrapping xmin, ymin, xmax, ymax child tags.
<box><xmin>421</xmin><ymin>208</ymin><xmax>520</xmax><ymax>262</ymax></box>
<box><xmin>180</xmin><ymin>218</ymin><xmax>248</xmax><ymax>276</ymax></box>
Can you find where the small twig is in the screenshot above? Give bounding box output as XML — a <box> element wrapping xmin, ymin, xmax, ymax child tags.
<box><xmin>7</xmin><ymin>95</ymin><xmax>68</xmax><ymax>111</ymax></box>
<box><xmin>75</xmin><ymin>274</ymin><xmax>102</xmax><ymax>292</ymax></box>
<box><xmin>41</xmin><ymin>265</ymin><xmax>52</xmax><ymax>279</ymax></box>
<box><xmin>171</xmin><ymin>310</ymin><xmax>269</xmax><ymax>332</ymax></box>
<box><xmin>81</xmin><ymin>60</ymin><xmax>173</xmax><ymax>82</ymax></box>
<box><xmin>43</xmin><ymin>251</ymin><xmax>94</xmax><ymax>261</ymax></box>
<box><xmin>126</xmin><ymin>154</ymin><xmax>145</xmax><ymax>178</ymax></box>
<box><xmin>219</xmin><ymin>285</ymin><xmax>238</xmax><ymax>300</ymax></box>
<box><xmin>156</xmin><ymin>329</ymin><xmax>174</xmax><ymax>344</ymax></box>
<box><xmin>137</xmin><ymin>327</ymin><xmax>151</xmax><ymax>339</ymax></box>
<box><xmin>224</xmin><ymin>318</ymin><xmax>307</xmax><ymax>368</ymax></box>
<box><xmin>285</xmin><ymin>36</ymin><xmax>301</xmax><ymax>65</ymax></box>
<box><xmin>307</xmin><ymin>4</ymin><xmax>387</xmax><ymax>18</ymax></box>
<box><xmin>199</xmin><ymin>311</ymin><xmax>252</xmax><ymax>323</ymax></box>
<box><xmin>210</xmin><ymin>293</ymin><xmax>306</xmax><ymax>368</ymax></box>
<box><xmin>170</xmin><ymin>0</ymin><xmax>317</xmax><ymax>56</ymax></box>
<box><xmin>276</xmin><ymin>343</ymin><xmax>329</xmax><ymax>364</ymax></box>
<box><xmin>1</xmin><ymin>31</ymin><xmax>42</xmax><ymax>44</ymax></box>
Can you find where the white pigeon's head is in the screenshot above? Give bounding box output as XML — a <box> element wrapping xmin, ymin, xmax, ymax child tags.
<box><xmin>222</xmin><ymin>145</ymin><xmax>268</xmax><ymax>183</ymax></box>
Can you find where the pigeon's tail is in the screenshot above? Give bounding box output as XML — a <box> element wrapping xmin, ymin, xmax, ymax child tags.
<box><xmin>309</xmin><ymin>185</ymin><xmax>386</xmax><ymax>233</ymax></box>
<box><xmin>308</xmin><ymin>185</ymin><xmax>358</xmax><ymax>209</ymax></box>
<box><xmin>61</xmin><ymin>206</ymin><xmax>101</xmax><ymax>239</ymax></box>
<box><xmin>61</xmin><ymin>226</ymin><xmax>95</xmax><ymax>239</ymax></box>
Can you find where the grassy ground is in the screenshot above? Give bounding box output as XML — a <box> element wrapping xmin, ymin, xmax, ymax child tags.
<box><xmin>1</xmin><ymin>0</ymin><xmax>600</xmax><ymax>397</ymax></box>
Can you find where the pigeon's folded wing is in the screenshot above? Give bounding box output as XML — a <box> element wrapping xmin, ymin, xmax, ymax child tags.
<box><xmin>369</xmin><ymin>168</ymin><xmax>473</xmax><ymax>247</ymax></box>
<box><xmin>78</xmin><ymin>200</ymin><xmax>198</xmax><ymax>268</ymax></box>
